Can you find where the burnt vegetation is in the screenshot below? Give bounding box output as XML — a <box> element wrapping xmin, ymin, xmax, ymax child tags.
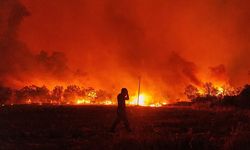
<box><xmin>184</xmin><ymin>83</ymin><xmax>250</xmax><ymax>109</ymax></box>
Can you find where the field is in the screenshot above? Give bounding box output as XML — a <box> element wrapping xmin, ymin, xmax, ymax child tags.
<box><xmin>0</xmin><ymin>105</ymin><xmax>250</xmax><ymax>150</ymax></box>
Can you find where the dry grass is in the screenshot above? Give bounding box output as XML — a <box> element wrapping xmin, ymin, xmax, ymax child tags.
<box><xmin>0</xmin><ymin>105</ymin><xmax>249</xmax><ymax>149</ymax></box>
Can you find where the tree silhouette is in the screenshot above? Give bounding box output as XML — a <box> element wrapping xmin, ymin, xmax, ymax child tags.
<box><xmin>63</xmin><ymin>85</ymin><xmax>81</xmax><ymax>103</ymax></box>
<box><xmin>184</xmin><ymin>84</ymin><xmax>199</xmax><ymax>100</ymax></box>
<box><xmin>51</xmin><ymin>86</ymin><xmax>64</xmax><ymax>103</ymax></box>
<box><xmin>0</xmin><ymin>86</ymin><xmax>12</xmax><ymax>104</ymax></box>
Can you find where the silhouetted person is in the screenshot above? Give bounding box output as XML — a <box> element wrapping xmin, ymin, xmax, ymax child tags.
<box><xmin>110</xmin><ymin>88</ymin><xmax>131</xmax><ymax>132</ymax></box>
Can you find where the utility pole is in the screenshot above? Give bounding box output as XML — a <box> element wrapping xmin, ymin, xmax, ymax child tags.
<box><xmin>137</xmin><ymin>77</ymin><xmax>141</xmax><ymax>106</ymax></box>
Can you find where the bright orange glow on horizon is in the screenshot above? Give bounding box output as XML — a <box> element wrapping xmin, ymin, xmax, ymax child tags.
<box><xmin>127</xmin><ymin>93</ymin><xmax>166</xmax><ymax>107</ymax></box>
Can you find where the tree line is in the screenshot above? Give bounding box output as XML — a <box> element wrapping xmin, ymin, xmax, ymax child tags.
<box><xmin>184</xmin><ymin>83</ymin><xmax>250</xmax><ymax>108</ymax></box>
<box><xmin>0</xmin><ymin>85</ymin><xmax>112</xmax><ymax>105</ymax></box>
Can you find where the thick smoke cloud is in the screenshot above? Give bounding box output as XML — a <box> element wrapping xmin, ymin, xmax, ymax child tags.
<box><xmin>0</xmin><ymin>0</ymin><xmax>32</xmax><ymax>86</ymax></box>
<box><xmin>1</xmin><ymin>0</ymin><xmax>250</xmax><ymax>100</ymax></box>
<box><xmin>0</xmin><ymin>0</ymin><xmax>80</xmax><ymax>88</ymax></box>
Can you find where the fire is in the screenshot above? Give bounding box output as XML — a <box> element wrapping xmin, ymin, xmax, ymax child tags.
<box><xmin>76</xmin><ymin>99</ymin><xmax>91</xmax><ymax>105</ymax></box>
<box><xmin>75</xmin><ymin>90</ymin><xmax>98</xmax><ymax>105</ymax></box>
<box><xmin>75</xmin><ymin>92</ymin><xmax>164</xmax><ymax>107</ymax></box>
<box><xmin>26</xmin><ymin>99</ymin><xmax>32</xmax><ymax>104</ymax></box>
<box><xmin>185</xmin><ymin>81</ymin><xmax>241</xmax><ymax>100</ymax></box>
<box><xmin>217</xmin><ymin>87</ymin><xmax>224</xmax><ymax>95</ymax></box>
<box><xmin>149</xmin><ymin>103</ymin><xmax>162</xmax><ymax>107</ymax></box>
<box><xmin>87</xmin><ymin>91</ymin><xmax>97</xmax><ymax>99</ymax></box>
<box><xmin>137</xmin><ymin>94</ymin><xmax>148</xmax><ymax>106</ymax></box>
<box><xmin>127</xmin><ymin>93</ymin><xmax>165</xmax><ymax>107</ymax></box>
<box><xmin>10</xmin><ymin>80</ymin><xmax>242</xmax><ymax>106</ymax></box>
<box><xmin>128</xmin><ymin>93</ymin><xmax>149</xmax><ymax>106</ymax></box>
<box><xmin>101</xmin><ymin>100</ymin><xmax>113</xmax><ymax>105</ymax></box>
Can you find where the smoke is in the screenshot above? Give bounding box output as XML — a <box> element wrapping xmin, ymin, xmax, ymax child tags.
<box><xmin>209</xmin><ymin>64</ymin><xmax>229</xmax><ymax>84</ymax></box>
<box><xmin>0</xmin><ymin>0</ymin><xmax>80</xmax><ymax>88</ymax></box>
<box><xmin>0</xmin><ymin>0</ymin><xmax>33</xmax><ymax>86</ymax></box>
<box><xmin>36</xmin><ymin>51</ymin><xmax>70</xmax><ymax>80</ymax></box>
<box><xmin>1</xmin><ymin>0</ymin><xmax>250</xmax><ymax>100</ymax></box>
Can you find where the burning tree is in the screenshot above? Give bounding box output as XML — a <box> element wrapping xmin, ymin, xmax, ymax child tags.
<box><xmin>16</xmin><ymin>86</ymin><xmax>34</xmax><ymax>103</ymax></box>
<box><xmin>51</xmin><ymin>86</ymin><xmax>64</xmax><ymax>103</ymax></box>
<box><xmin>35</xmin><ymin>86</ymin><xmax>50</xmax><ymax>103</ymax></box>
<box><xmin>183</xmin><ymin>81</ymin><xmax>250</xmax><ymax>109</ymax></box>
<box><xmin>63</xmin><ymin>85</ymin><xmax>82</xmax><ymax>104</ymax></box>
<box><xmin>15</xmin><ymin>85</ymin><xmax>50</xmax><ymax>104</ymax></box>
<box><xmin>95</xmin><ymin>89</ymin><xmax>112</xmax><ymax>104</ymax></box>
<box><xmin>184</xmin><ymin>82</ymin><xmax>241</xmax><ymax>102</ymax></box>
<box><xmin>202</xmin><ymin>82</ymin><xmax>218</xmax><ymax>96</ymax></box>
<box><xmin>12</xmin><ymin>84</ymin><xmax>112</xmax><ymax>105</ymax></box>
<box><xmin>184</xmin><ymin>84</ymin><xmax>199</xmax><ymax>100</ymax></box>
<box><xmin>84</xmin><ymin>87</ymin><xmax>97</xmax><ymax>103</ymax></box>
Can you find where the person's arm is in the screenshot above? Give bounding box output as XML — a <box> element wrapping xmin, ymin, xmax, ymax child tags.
<box><xmin>125</xmin><ymin>93</ymin><xmax>129</xmax><ymax>100</ymax></box>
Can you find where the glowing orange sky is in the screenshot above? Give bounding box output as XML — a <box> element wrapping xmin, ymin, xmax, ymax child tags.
<box><xmin>1</xmin><ymin>0</ymin><xmax>250</xmax><ymax>100</ymax></box>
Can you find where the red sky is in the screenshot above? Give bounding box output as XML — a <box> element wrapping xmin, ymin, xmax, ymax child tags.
<box><xmin>1</xmin><ymin>0</ymin><xmax>250</xmax><ymax>100</ymax></box>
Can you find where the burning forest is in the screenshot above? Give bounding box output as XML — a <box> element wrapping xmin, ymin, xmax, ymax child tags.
<box><xmin>0</xmin><ymin>84</ymin><xmax>168</xmax><ymax>106</ymax></box>
<box><xmin>1</xmin><ymin>0</ymin><xmax>250</xmax><ymax>105</ymax></box>
<box><xmin>0</xmin><ymin>82</ymin><xmax>249</xmax><ymax>108</ymax></box>
<box><xmin>1</xmin><ymin>0</ymin><xmax>250</xmax><ymax>149</ymax></box>
<box><xmin>0</xmin><ymin>85</ymin><xmax>112</xmax><ymax>105</ymax></box>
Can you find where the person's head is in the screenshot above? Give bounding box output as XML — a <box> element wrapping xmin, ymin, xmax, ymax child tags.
<box><xmin>121</xmin><ymin>88</ymin><xmax>128</xmax><ymax>96</ymax></box>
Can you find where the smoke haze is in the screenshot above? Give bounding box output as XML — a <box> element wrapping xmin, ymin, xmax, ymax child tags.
<box><xmin>1</xmin><ymin>0</ymin><xmax>250</xmax><ymax>100</ymax></box>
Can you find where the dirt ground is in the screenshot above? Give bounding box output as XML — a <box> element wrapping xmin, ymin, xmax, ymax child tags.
<box><xmin>0</xmin><ymin>105</ymin><xmax>250</xmax><ymax>150</ymax></box>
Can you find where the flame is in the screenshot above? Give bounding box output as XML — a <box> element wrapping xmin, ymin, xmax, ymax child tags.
<box><xmin>76</xmin><ymin>98</ymin><xmax>113</xmax><ymax>105</ymax></box>
<box><xmin>126</xmin><ymin>93</ymin><xmax>165</xmax><ymax>107</ymax></box>
<box><xmin>74</xmin><ymin>92</ymin><xmax>164</xmax><ymax>107</ymax></box>
<box><xmin>149</xmin><ymin>103</ymin><xmax>162</xmax><ymax>107</ymax></box>
<box><xmin>188</xmin><ymin>82</ymin><xmax>240</xmax><ymax>100</ymax></box>
<box><xmin>101</xmin><ymin>100</ymin><xmax>113</xmax><ymax>105</ymax></box>
<box><xmin>26</xmin><ymin>99</ymin><xmax>32</xmax><ymax>104</ymax></box>
<box><xmin>87</xmin><ymin>91</ymin><xmax>97</xmax><ymax>99</ymax></box>
<box><xmin>127</xmin><ymin>93</ymin><xmax>148</xmax><ymax>106</ymax></box>
<box><xmin>16</xmin><ymin>80</ymin><xmax>241</xmax><ymax>106</ymax></box>
<box><xmin>76</xmin><ymin>99</ymin><xmax>91</xmax><ymax>105</ymax></box>
<box><xmin>217</xmin><ymin>87</ymin><xmax>224</xmax><ymax>95</ymax></box>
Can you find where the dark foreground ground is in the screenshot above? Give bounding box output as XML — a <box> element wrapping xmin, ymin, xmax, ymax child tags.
<box><xmin>0</xmin><ymin>105</ymin><xmax>250</xmax><ymax>150</ymax></box>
